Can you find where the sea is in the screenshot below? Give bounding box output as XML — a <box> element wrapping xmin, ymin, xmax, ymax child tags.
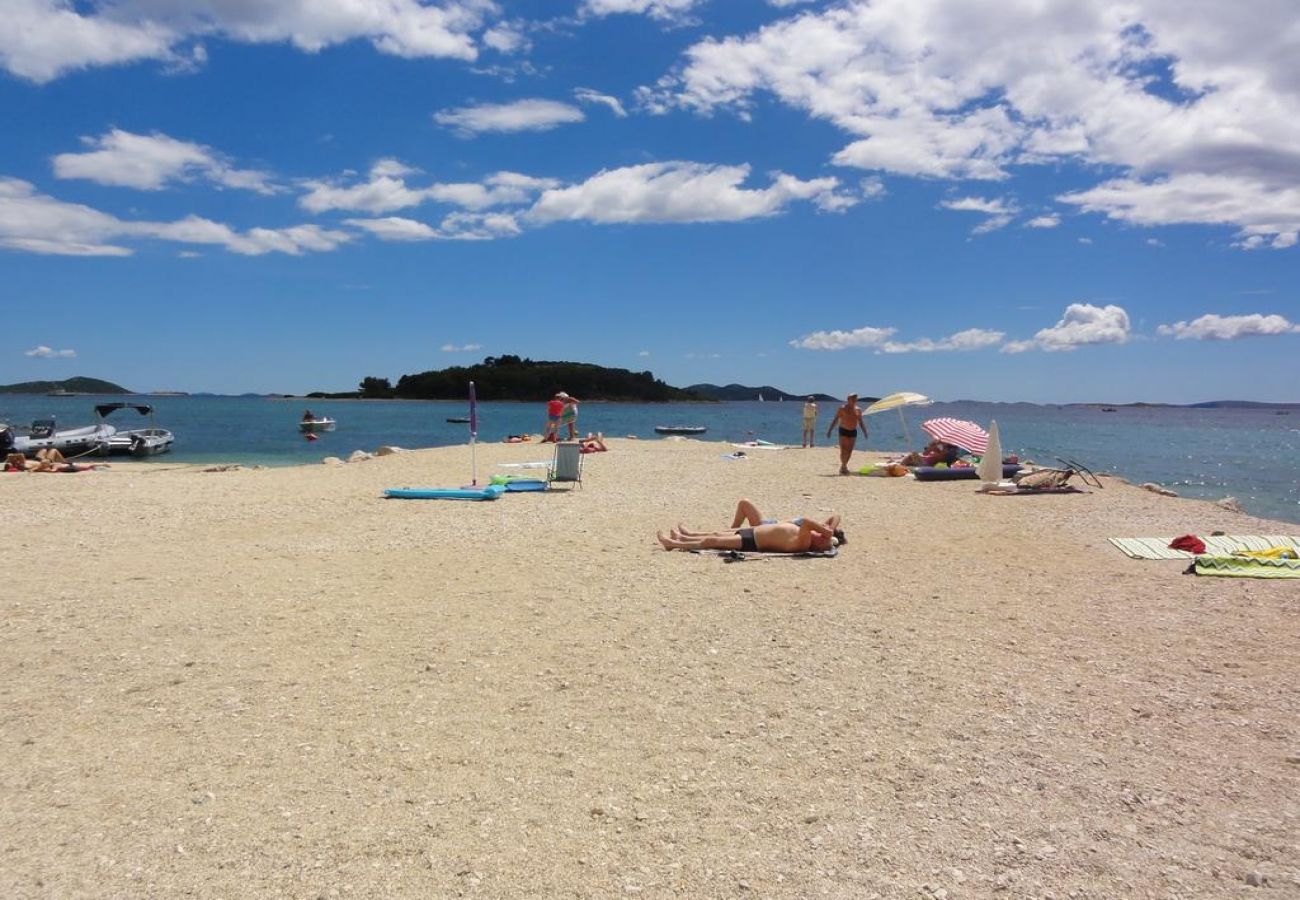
<box><xmin>4</xmin><ymin>394</ymin><xmax>1298</xmax><ymax>526</ymax></box>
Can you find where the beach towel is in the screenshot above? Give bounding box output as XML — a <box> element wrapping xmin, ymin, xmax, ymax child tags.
<box><xmin>1190</xmin><ymin>555</ymin><xmax>1300</xmax><ymax>578</ymax></box>
<box><xmin>690</xmin><ymin>548</ymin><xmax>839</xmax><ymax>562</ymax></box>
<box><xmin>1109</xmin><ymin>535</ymin><xmax>1300</xmax><ymax>560</ymax></box>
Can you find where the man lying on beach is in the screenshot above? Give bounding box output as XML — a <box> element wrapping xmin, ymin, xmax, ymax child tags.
<box><xmin>657</xmin><ymin>517</ymin><xmax>844</xmax><ymax>553</ymax></box>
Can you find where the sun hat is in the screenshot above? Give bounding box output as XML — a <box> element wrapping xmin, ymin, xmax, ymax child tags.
<box><xmin>556</xmin><ymin>391</ymin><xmax>569</xmax><ymax>398</ymax></box>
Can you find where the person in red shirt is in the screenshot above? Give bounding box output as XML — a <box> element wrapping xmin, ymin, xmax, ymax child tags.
<box><xmin>543</xmin><ymin>391</ymin><xmax>571</xmax><ymax>442</ymax></box>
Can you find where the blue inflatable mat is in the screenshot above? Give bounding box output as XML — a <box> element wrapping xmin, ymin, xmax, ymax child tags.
<box><xmin>503</xmin><ymin>479</ymin><xmax>548</xmax><ymax>492</ymax></box>
<box><xmin>384</xmin><ymin>484</ymin><xmax>505</xmax><ymax>500</ymax></box>
<box><xmin>912</xmin><ymin>464</ymin><xmax>1021</xmax><ymax>482</ymax></box>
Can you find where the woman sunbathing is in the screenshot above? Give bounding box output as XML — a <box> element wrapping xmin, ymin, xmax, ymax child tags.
<box><xmin>657</xmin><ymin>517</ymin><xmax>844</xmax><ymax>553</ymax></box>
<box><xmin>674</xmin><ymin>498</ymin><xmax>841</xmax><ymax>535</ymax></box>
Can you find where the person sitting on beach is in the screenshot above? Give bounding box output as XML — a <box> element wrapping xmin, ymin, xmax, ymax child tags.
<box><xmin>898</xmin><ymin>440</ymin><xmax>961</xmax><ymax>467</ymax></box>
<box><xmin>578</xmin><ymin>433</ymin><xmax>607</xmax><ymax>453</ymax></box>
<box><xmin>657</xmin><ymin>516</ymin><xmax>844</xmax><ymax>553</ymax></box>
<box><xmin>504</xmin><ymin>434</ymin><xmax>531</xmax><ymax>443</ymax></box>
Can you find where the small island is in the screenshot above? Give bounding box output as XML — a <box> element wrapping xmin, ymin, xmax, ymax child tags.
<box><xmin>0</xmin><ymin>376</ymin><xmax>131</xmax><ymax>395</ymax></box>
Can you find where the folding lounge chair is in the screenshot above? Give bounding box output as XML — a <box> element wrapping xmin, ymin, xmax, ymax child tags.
<box><xmin>548</xmin><ymin>440</ymin><xmax>583</xmax><ymax>489</ymax></box>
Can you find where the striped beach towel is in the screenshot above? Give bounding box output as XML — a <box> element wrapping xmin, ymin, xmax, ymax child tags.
<box><xmin>1108</xmin><ymin>535</ymin><xmax>1300</xmax><ymax>560</ymax></box>
<box><xmin>1192</xmin><ymin>555</ymin><xmax>1300</xmax><ymax>578</ymax></box>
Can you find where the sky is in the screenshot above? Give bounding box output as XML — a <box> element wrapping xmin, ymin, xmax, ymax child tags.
<box><xmin>1</xmin><ymin>0</ymin><xmax>1297</xmax><ymax>403</ymax></box>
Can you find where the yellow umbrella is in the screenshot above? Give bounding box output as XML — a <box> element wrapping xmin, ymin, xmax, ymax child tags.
<box><xmin>863</xmin><ymin>392</ymin><xmax>932</xmax><ymax>448</ymax></box>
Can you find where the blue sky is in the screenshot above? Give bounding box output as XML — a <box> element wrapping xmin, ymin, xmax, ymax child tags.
<box><xmin>1</xmin><ymin>0</ymin><xmax>1297</xmax><ymax>402</ymax></box>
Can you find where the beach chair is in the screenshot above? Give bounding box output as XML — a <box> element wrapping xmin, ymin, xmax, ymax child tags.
<box><xmin>548</xmin><ymin>441</ymin><xmax>583</xmax><ymax>490</ymax></box>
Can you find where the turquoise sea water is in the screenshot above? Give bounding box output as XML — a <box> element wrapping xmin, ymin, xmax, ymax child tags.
<box><xmin>3</xmin><ymin>395</ymin><xmax>1298</xmax><ymax>525</ymax></box>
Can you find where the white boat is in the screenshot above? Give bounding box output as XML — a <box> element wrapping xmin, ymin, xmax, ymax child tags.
<box><xmin>94</xmin><ymin>403</ymin><xmax>174</xmax><ymax>457</ymax></box>
<box><xmin>4</xmin><ymin>416</ymin><xmax>116</xmax><ymax>456</ymax></box>
<box><xmin>299</xmin><ymin>416</ymin><xmax>336</xmax><ymax>433</ymax></box>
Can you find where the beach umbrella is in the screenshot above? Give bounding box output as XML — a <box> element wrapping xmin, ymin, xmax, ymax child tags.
<box><xmin>976</xmin><ymin>419</ymin><xmax>1003</xmax><ymax>485</ymax></box>
<box><xmin>922</xmin><ymin>417</ymin><xmax>989</xmax><ymax>455</ymax></box>
<box><xmin>864</xmin><ymin>392</ymin><xmax>932</xmax><ymax>448</ymax></box>
<box><xmin>468</xmin><ymin>380</ymin><xmax>479</xmax><ymax>486</ymax></box>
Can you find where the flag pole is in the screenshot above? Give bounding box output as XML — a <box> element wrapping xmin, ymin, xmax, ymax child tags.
<box><xmin>468</xmin><ymin>380</ymin><xmax>478</xmax><ymax>486</ymax></box>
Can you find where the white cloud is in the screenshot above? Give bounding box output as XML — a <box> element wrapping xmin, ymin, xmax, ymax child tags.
<box><xmin>638</xmin><ymin>350</ymin><xmax>650</xmax><ymax>357</ymax></box>
<box><xmin>25</xmin><ymin>345</ymin><xmax>76</xmax><ymax>358</ymax></box>
<box><xmin>643</xmin><ymin>0</ymin><xmax>1300</xmax><ymax>247</ymax></box>
<box><xmin>581</xmin><ymin>0</ymin><xmax>702</xmax><ymax>21</ymax></box>
<box><xmin>879</xmin><ymin>328</ymin><xmax>1006</xmax><ymax>354</ymax></box>
<box><xmin>344</xmin><ymin>216</ymin><xmax>440</xmax><ymax>242</ymax></box>
<box><xmin>434</xmin><ymin>99</ymin><xmax>585</xmax><ymax>135</ymax></box>
<box><xmin>528</xmin><ymin>161</ymin><xmax>855</xmax><ymax>224</ymax></box>
<box><xmin>53</xmin><ymin>129</ymin><xmax>276</xmax><ymax>193</ymax></box>
<box><xmin>441</xmin><ymin>343</ymin><xmax>484</xmax><ymax>352</ymax></box>
<box><xmin>300</xmin><ymin>161</ymin><xmax>557</xmax><ymax>214</ymax></box>
<box><xmin>1156</xmin><ymin>313</ymin><xmax>1300</xmax><ymax>341</ymax></box>
<box><xmin>575</xmin><ymin>88</ymin><xmax>628</xmax><ymax>118</ymax></box>
<box><xmin>1</xmin><ymin>0</ymin><xmax>494</xmax><ymax>82</ymax></box>
<box><xmin>1025</xmin><ymin>214</ymin><xmax>1060</xmax><ymax>229</ymax></box>
<box><xmin>1001</xmin><ymin>302</ymin><xmax>1131</xmax><ymax>353</ymax></box>
<box><xmin>790</xmin><ymin>325</ymin><xmax>897</xmax><ymax>351</ymax></box>
<box><xmin>940</xmin><ymin>196</ymin><xmax>1018</xmax><ymax>233</ymax></box>
<box><xmin>0</xmin><ymin>177</ymin><xmax>348</xmax><ymax>256</ymax></box>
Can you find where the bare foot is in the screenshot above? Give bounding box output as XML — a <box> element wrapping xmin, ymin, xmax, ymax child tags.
<box><xmin>839</xmin><ymin>467</ymin><xmax>850</xmax><ymax>475</ymax></box>
<box><xmin>657</xmin><ymin>531</ymin><xmax>675</xmax><ymax>550</ymax></box>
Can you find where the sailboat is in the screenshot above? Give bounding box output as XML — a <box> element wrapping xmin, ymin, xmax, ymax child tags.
<box><xmin>758</xmin><ymin>392</ymin><xmax>765</xmax><ymax>402</ymax></box>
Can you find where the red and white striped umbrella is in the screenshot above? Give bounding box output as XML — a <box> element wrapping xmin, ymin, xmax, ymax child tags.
<box><xmin>921</xmin><ymin>417</ymin><xmax>989</xmax><ymax>454</ymax></box>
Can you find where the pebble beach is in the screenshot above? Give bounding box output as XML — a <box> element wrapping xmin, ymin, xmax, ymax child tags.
<box><xmin>2</xmin><ymin>438</ymin><xmax>1297</xmax><ymax>898</ymax></box>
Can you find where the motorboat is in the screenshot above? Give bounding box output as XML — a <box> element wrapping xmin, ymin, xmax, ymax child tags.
<box><xmin>299</xmin><ymin>416</ymin><xmax>336</xmax><ymax>433</ymax></box>
<box><xmin>3</xmin><ymin>416</ymin><xmax>116</xmax><ymax>456</ymax></box>
<box><xmin>94</xmin><ymin>403</ymin><xmax>174</xmax><ymax>456</ymax></box>
<box><xmin>654</xmin><ymin>425</ymin><xmax>707</xmax><ymax>435</ymax></box>
<box><xmin>446</xmin><ymin>416</ymin><xmax>471</xmax><ymax>424</ymax></box>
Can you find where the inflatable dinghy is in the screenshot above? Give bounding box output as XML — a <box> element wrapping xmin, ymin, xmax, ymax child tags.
<box><xmin>384</xmin><ymin>485</ymin><xmax>505</xmax><ymax>500</ymax></box>
<box><xmin>912</xmin><ymin>464</ymin><xmax>1021</xmax><ymax>482</ymax></box>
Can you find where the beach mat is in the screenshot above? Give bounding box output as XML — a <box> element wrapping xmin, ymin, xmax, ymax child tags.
<box><xmin>691</xmin><ymin>548</ymin><xmax>839</xmax><ymax>563</ymax></box>
<box><xmin>1191</xmin><ymin>555</ymin><xmax>1300</xmax><ymax>578</ymax></box>
<box><xmin>1109</xmin><ymin>535</ymin><xmax>1300</xmax><ymax>560</ymax></box>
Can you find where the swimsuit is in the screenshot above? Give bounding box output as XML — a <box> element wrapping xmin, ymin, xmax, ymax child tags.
<box><xmin>839</xmin><ymin>427</ymin><xmax>858</xmax><ymax>439</ymax></box>
<box><xmin>736</xmin><ymin>527</ymin><xmax>759</xmax><ymax>552</ymax></box>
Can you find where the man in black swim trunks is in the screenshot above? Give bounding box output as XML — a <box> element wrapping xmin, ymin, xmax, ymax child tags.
<box><xmin>826</xmin><ymin>392</ymin><xmax>868</xmax><ymax>475</ymax></box>
<box><xmin>656</xmin><ymin>518</ymin><xmax>844</xmax><ymax>553</ymax></box>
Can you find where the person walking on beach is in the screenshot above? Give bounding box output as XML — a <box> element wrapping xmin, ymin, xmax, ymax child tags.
<box><xmin>543</xmin><ymin>392</ymin><xmax>568</xmax><ymax>442</ymax></box>
<box><xmin>801</xmin><ymin>396</ymin><xmax>818</xmax><ymax>448</ymax></box>
<box><xmin>826</xmin><ymin>393</ymin><xmax>868</xmax><ymax>475</ymax></box>
<box><xmin>561</xmin><ymin>393</ymin><xmax>580</xmax><ymax>440</ymax></box>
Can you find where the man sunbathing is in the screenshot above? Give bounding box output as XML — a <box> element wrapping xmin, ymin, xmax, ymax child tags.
<box><xmin>657</xmin><ymin>516</ymin><xmax>844</xmax><ymax>553</ymax></box>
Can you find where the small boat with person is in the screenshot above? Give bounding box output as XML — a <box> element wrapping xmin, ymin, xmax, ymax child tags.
<box><xmin>299</xmin><ymin>410</ymin><xmax>336</xmax><ymax>433</ymax></box>
<box><xmin>654</xmin><ymin>425</ymin><xmax>708</xmax><ymax>436</ymax></box>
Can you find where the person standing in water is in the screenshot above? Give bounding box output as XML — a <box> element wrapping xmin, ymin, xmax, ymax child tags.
<box><xmin>801</xmin><ymin>396</ymin><xmax>818</xmax><ymax>448</ymax></box>
<box><xmin>826</xmin><ymin>393</ymin><xmax>868</xmax><ymax>475</ymax></box>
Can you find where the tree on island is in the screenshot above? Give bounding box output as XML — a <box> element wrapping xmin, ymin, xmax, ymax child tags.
<box><xmin>345</xmin><ymin>356</ymin><xmax>703</xmax><ymax>402</ymax></box>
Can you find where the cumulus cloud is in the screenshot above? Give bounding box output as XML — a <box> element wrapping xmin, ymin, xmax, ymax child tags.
<box><xmin>940</xmin><ymin>196</ymin><xmax>1018</xmax><ymax>233</ymax></box>
<box><xmin>441</xmin><ymin>342</ymin><xmax>483</xmax><ymax>352</ymax></box>
<box><xmin>581</xmin><ymin>0</ymin><xmax>703</xmax><ymax>21</ymax></box>
<box><xmin>879</xmin><ymin>328</ymin><xmax>1006</xmax><ymax>354</ymax></box>
<box><xmin>434</xmin><ymin>99</ymin><xmax>585</xmax><ymax>136</ymax></box>
<box><xmin>1025</xmin><ymin>214</ymin><xmax>1060</xmax><ymax>229</ymax></box>
<box><xmin>25</xmin><ymin>345</ymin><xmax>76</xmax><ymax>358</ymax></box>
<box><xmin>299</xmin><ymin>160</ymin><xmax>558</xmax><ymax>214</ymax></box>
<box><xmin>642</xmin><ymin>0</ymin><xmax>1300</xmax><ymax>247</ymax></box>
<box><xmin>0</xmin><ymin>177</ymin><xmax>348</xmax><ymax>256</ymax></box>
<box><xmin>789</xmin><ymin>325</ymin><xmax>896</xmax><ymax>351</ymax></box>
<box><xmin>1</xmin><ymin>0</ymin><xmax>495</xmax><ymax>82</ymax></box>
<box><xmin>1001</xmin><ymin>303</ymin><xmax>1131</xmax><ymax>353</ymax></box>
<box><xmin>53</xmin><ymin>129</ymin><xmax>276</xmax><ymax>193</ymax></box>
<box><xmin>528</xmin><ymin>161</ymin><xmax>856</xmax><ymax>224</ymax></box>
<box><xmin>343</xmin><ymin>216</ymin><xmax>440</xmax><ymax>241</ymax></box>
<box><xmin>574</xmin><ymin>88</ymin><xmax>628</xmax><ymax>118</ymax></box>
<box><xmin>1156</xmin><ymin>313</ymin><xmax>1300</xmax><ymax>341</ymax></box>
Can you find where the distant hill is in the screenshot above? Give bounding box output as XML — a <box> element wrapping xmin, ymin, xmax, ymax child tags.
<box><xmin>1068</xmin><ymin>400</ymin><xmax>1300</xmax><ymax>410</ymax></box>
<box><xmin>0</xmin><ymin>376</ymin><xmax>131</xmax><ymax>395</ymax></box>
<box><xmin>687</xmin><ymin>383</ymin><xmax>843</xmax><ymax>402</ymax></box>
<box><xmin>315</xmin><ymin>356</ymin><xmax>706</xmax><ymax>402</ymax></box>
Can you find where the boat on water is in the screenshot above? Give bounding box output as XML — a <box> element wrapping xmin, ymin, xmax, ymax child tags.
<box><xmin>2</xmin><ymin>416</ymin><xmax>116</xmax><ymax>456</ymax></box>
<box><xmin>446</xmin><ymin>416</ymin><xmax>471</xmax><ymax>424</ymax></box>
<box><xmin>654</xmin><ymin>425</ymin><xmax>708</xmax><ymax>435</ymax></box>
<box><xmin>299</xmin><ymin>415</ymin><xmax>336</xmax><ymax>433</ymax></box>
<box><xmin>94</xmin><ymin>403</ymin><xmax>174</xmax><ymax>456</ymax></box>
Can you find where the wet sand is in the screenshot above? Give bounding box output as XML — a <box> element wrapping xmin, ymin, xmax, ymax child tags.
<box><xmin>2</xmin><ymin>438</ymin><xmax>1297</xmax><ymax>898</ymax></box>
